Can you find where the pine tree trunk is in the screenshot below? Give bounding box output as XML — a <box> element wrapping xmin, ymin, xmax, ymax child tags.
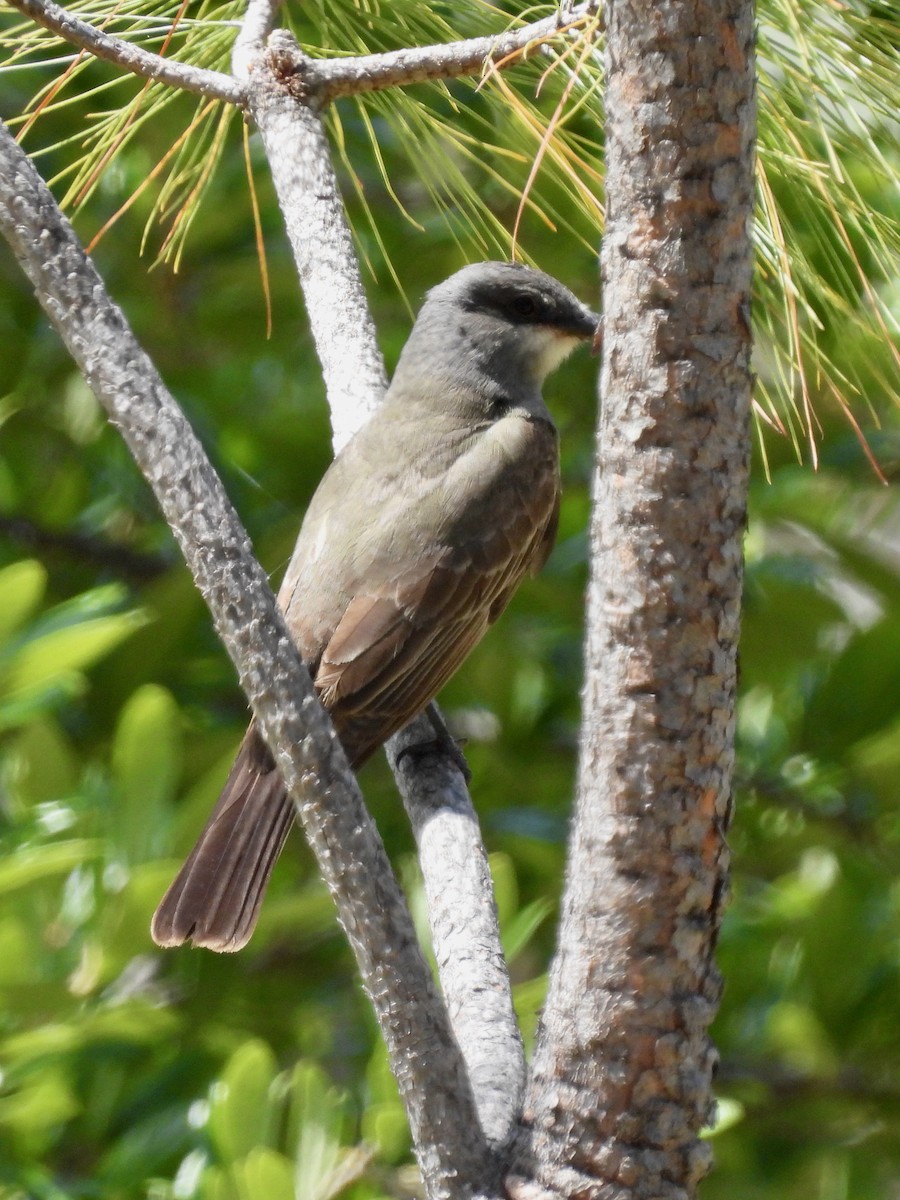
<box><xmin>512</xmin><ymin>0</ymin><xmax>755</xmax><ymax>1195</ymax></box>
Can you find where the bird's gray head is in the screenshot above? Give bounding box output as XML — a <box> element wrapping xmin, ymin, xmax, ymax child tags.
<box><xmin>391</xmin><ymin>262</ymin><xmax>599</xmax><ymax>412</ymax></box>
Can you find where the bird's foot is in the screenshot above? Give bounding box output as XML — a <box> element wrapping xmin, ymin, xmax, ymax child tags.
<box><xmin>395</xmin><ymin>704</ymin><xmax>472</xmax><ymax>783</ymax></box>
<box><xmin>395</xmin><ymin>736</ymin><xmax>472</xmax><ymax>783</ymax></box>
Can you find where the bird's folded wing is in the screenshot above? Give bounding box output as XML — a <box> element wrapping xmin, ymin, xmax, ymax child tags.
<box><xmin>315</xmin><ymin>496</ymin><xmax>556</xmax><ymax>739</ymax></box>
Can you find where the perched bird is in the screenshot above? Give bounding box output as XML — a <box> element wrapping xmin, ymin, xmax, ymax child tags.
<box><xmin>152</xmin><ymin>261</ymin><xmax>599</xmax><ymax>952</ymax></box>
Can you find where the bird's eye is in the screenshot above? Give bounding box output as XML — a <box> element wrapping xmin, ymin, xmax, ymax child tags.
<box><xmin>512</xmin><ymin>295</ymin><xmax>538</xmax><ymax>317</ymax></box>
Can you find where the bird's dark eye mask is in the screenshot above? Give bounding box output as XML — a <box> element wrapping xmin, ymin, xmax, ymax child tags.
<box><xmin>462</xmin><ymin>282</ymin><xmax>550</xmax><ymax>325</ymax></box>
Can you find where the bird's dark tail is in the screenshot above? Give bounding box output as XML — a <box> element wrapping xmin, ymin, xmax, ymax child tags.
<box><xmin>151</xmin><ymin>726</ymin><xmax>294</xmax><ymax>952</ymax></box>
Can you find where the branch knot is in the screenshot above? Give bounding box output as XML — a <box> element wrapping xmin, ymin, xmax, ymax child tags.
<box><xmin>265</xmin><ymin>29</ymin><xmax>316</xmax><ymax>104</ymax></box>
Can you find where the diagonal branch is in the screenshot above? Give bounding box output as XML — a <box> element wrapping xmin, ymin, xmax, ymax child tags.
<box><xmin>8</xmin><ymin>0</ymin><xmax>557</xmax><ymax>1171</ymax></box>
<box><xmin>0</xmin><ymin>118</ymin><xmax>497</xmax><ymax>1200</ymax></box>
<box><xmin>5</xmin><ymin>0</ymin><xmax>246</xmax><ymax>106</ymax></box>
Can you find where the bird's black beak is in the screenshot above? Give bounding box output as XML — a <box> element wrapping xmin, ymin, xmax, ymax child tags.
<box><xmin>566</xmin><ymin>306</ymin><xmax>601</xmax><ymax>348</ymax></box>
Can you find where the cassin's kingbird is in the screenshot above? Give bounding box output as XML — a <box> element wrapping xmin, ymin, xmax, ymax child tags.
<box><xmin>152</xmin><ymin>261</ymin><xmax>599</xmax><ymax>952</ymax></box>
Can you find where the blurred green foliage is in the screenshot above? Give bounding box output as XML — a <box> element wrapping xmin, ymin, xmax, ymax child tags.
<box><xmin>1</xmin><ymin>0</ymin><xmax>899</xmax><ymax>1197</ymax></box>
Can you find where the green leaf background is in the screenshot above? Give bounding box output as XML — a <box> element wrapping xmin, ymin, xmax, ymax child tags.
<box><xmin>0</xmin><ymin>1</ymin><xmax>898</xmax><ymax>1198</ymax></box>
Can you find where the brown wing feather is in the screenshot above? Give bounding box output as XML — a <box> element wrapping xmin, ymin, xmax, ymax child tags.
<box><xmin>316</xmin><ymin>594</ymin><xmax>412</xmax><ymax>705</ymax></box>
<box><xmin>321</xmin><ymin>435</ymin><xmax>560</xmax><ymax>760</ymax></box>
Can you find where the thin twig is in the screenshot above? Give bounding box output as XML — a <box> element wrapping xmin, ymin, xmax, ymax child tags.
<box><xmin>5</xmin><ymin>0</ymin><xmax>246</xmax><ymax>107</ymax></box>
<box><xmin>0</xmin><ymin>514</ymin><xmax>171</xmax><ymax>583</ymax></box>
<box><xmin>717</xmin><ymin>1058</ymin><xmax>900</xmax><ymax>1104</ymax></box>
<box><xmin>310</xmin><ymin>4</ymin><xmax>598</xmax><ymax>102</ymax></box>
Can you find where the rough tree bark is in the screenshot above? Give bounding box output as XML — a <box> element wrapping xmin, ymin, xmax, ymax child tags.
<box><xmin>512</xmin><ymin>0</ymin><xmax>755</xmax><ymax>1196</ymax></box>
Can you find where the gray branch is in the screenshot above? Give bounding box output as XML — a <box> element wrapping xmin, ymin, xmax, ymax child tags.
<box><xmin>5</xmin><ymin>0</ymin><xmax>246</xmax><ymax>106</ymax></box>
<box><xmin>308</xmin><ymin>4</ymin><xmax>599</xmax><ymax>102</ymax></box>
<box><xmin>0</xmin><ymin>119</ymin><xmax>498</xmax><ymax>1200</ymax></box>
<box><xmin>388</xmin><ymin>717</ymin><xmax>526</xmax><ymax>1148</ymax></box>
<box><xmin>238</xmin><ymin>30</ymin><xmax>526</xmax><ymax>1157</ymax></box>
<box><xmin>239</xmin><ymin>30</ymin><xmax>389</xmax><ymax>451</ymax></box>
